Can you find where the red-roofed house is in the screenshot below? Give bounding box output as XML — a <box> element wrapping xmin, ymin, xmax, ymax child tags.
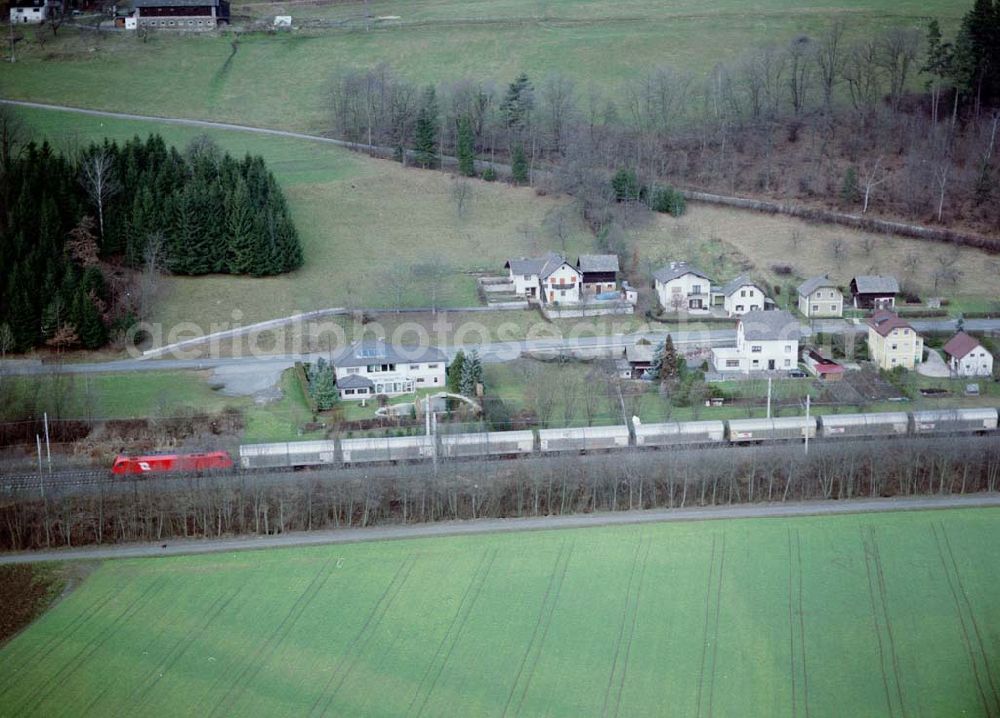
<box><xmin>866</xmin><ymin>310</ymin><xmax>923</xmax><ymax>370</ymax></box>
<box><xmin>943</xmin><ymin>332</ymin><xmax>994</xmax><ymax>377</ymax></box>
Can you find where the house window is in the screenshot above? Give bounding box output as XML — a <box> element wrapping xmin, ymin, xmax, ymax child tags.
<box><xmin>751</xmin><ymin>345</ymin><xmax>762</xmax><ymax>353</ymax></box>
<box><xmin>560</xmin><ymin>290</ymin><xmax>566</xmax><ymax>296</ymax></box>
<box><xmin>752</xmin><ymin>360</ymin><xmax>760</xmax><ymax>367</ymax></box>
<box><xmin>523</xmin><ymin>275</ymin><xmax>530</xmax><ymax>281</ymax></box>
<box><xmin>784</xmin><ymin>345</ymin><xmax>792</xmax><ymax>353</ymax></box>
<box><xmin>410</xmin><ymin>364</ymin><xmax>420</xmax><ymax>370</ymax></box>
<box><xmin>891</xmin><ymin>344</ymin><xmax>898</xmax><ymax>350</ymax></box>
<box><xmin>347</xmin><ymin>367</ymin><xmax>359</xmax><ymax>374</ymax></box>
<box><xmin>692</xmin><ymin>284</ymin><xmax>701</xmax><ymax>294</ymax></box>
<box><xmin>671</xmin><ymin>286</ymin><xmax>682</xmax><ymax>294</ymax></box>
<box><xmin>428</xmin><ymin>364</ymin><xmax>439</xmax><ymax>369</ymax></box>
<box><xmin>736</xmin><ymin>305</ymin><xmax>744</xmax><ymax>312</ymax></box>
<box><xmin>784</xmin><ymin>359</ymin><xmax>791</xmax><ymax>367</ymax></box>
<box><xmin>433</xmin><ymin>377</ymin><xmax>439</xmax><ymax>383</ymax></box>
<box><xmin>417</xmin><ymin>378</ymin><xmax>424</xmax><ymax>383</ymax></box>
<box><xmin>740</xmin><ymin>290</ymin><xmax>747</xmax><ymax>298</ymax></box>
<box><xmin>812</xmin><ymin>305</ymin><xmax>818</xmax><ymax>312</ymax></box>
<box><xmin>830</xmin><ymin>305</ymin><xmax>837</xmax><ymax>311</ymax></box>
<box><xmin>903</xmin><ymin>329</ymin><xmax>909</xmax><ymax>335</ymax></box>
<box><xmin>726</xmin><ymin>359</ymin><xmax>740</xmax><ymax>368</ymax></box>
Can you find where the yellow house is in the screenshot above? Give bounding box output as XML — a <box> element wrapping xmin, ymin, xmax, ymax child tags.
<box><xmin>866</xmin><ymin>310</ymin><xmax>923</xmax><ymax>370</ymax></box>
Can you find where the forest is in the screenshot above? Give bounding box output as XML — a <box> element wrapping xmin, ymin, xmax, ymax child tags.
<box><xmin>0</xmin><ymin>131</ymin><xmax>302</xmax><ymax>353</ymax></box>
<box><xmin>329</xmin><ymin>7</ymin><xmax>1000</xmax><ymax>238</ymax></box>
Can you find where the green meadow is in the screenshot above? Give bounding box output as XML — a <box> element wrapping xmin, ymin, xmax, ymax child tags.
<box><xmin>1</xmin><ymin>507</ymin><xmax>998</xmax><ymax>716</ymax></box>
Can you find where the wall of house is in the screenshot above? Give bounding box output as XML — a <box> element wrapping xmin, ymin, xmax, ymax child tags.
<box><xmin>798</xmin><ymin>289</ymin><xmax>843</xmax><ymax>318</ymax></box>
<box><xmin>509</xmin><ymin>270</ymin><xmax>539</xmax><ymax>297</ymax></box>
<box><xmin>10</xmin><ymin>6</ymin><xmax>47</xmax><ymax>23</ymax></box>
<box><xmin>867</xmin><ymin>327</ymin><xmax>922</xmax><ymax>370</ymax></box>
<box><xmin>736</xmin><ymin>326</ymin><xmax>798</xmax><ymax>372</ymax></box>
<box><xmin>336</xmin><ymin>360</ymin><xmax>446</xmax><ymax>399</ymax></box>
<box><xmin>543</xmin><ymin>265</ymin><xmax>581</xmax><ymax>304</ymax></box>
<box><xmin>724</xmin><ymin>285</ymin><xmax>764</xmax><ymax>316</ymax></box>
<box><xmin>581</xmin><ymin>272</ymin><xmax>617</xmax><ymax>295</ymax></box>
<box><xmin>655</xmin><ymin>274</ymin><xmax>710</xmax><ymax>311</ymax></box>
<box><xmin>951</xmin><ymin>349</ymin><xmax>994</xmax><ymax>377</ymax></box>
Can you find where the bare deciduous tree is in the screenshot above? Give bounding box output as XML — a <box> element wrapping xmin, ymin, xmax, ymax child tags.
<box><xmin>79</xmin><ymin>148</ymin><xmax>118</xmax><ymax>240</ymax></box>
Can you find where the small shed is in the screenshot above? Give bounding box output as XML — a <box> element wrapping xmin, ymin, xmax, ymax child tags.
<box><xmin>850</xmin><ymin>275</ymin><xmax>899</xmax><ymax>310</ymax></box>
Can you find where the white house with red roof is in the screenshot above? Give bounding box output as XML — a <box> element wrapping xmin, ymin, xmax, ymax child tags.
<box><xmin>943</xmin><ymin>332</ymin><xmax>994</xmax><ymax>377</ymax></box>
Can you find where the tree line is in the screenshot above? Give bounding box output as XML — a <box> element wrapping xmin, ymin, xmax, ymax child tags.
<box><xmin>329</xmin><ymin>7</ymin><xmax>1000</xmax><ymax>237</ymax></box>
<box><xmin>0</xmin><ymin>128</ymin><xmax>302</xmax><ymax>352</ymax></box>
<box><xmin>2</xmin><ymin>436</ymin><xmax>998</xmax><ymax>550</ymax></box>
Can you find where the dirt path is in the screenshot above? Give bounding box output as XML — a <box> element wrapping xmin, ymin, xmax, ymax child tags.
<box><xmin>3</xmin><ymin>494</ymin><xmax>998</xmax><ymax>565</ymax></box>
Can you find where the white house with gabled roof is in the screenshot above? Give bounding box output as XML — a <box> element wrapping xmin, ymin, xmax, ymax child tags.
<box><xmin>652</xmin><ymin>262</ymin><xmax>711</xmax><ymax>312</ymax></box>
<box><xmin>505</xmin><ymin>252</ymin><xmax>582</xmax><ymax>304</ymax></box>
<box><xmin>333</xmin><ymin>339</ymin><xmax>448</xmax><ymax>400</ymax></box>
<box><xmin>721</xmin><ymin>275</ymin><xmax>767</xmax><ymax>317</ymax></box>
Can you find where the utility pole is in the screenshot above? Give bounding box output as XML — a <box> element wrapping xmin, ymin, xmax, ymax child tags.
<box><xmin>804</xmin><ymin>394</ymin><xmax>811</xmax><ymax>455</ymax></box>
<box><xmin>766</xmin><ymin>377</ymin><xmax>772</xmax><ymax>419</ymax></box>
<box><xmin>43</xmin><ymin>412</ymin><xmax>52</xmax><ymax>475</ymax></box>
<box><xmin>8</xmin><ymin>19</ymin><xmax>15</xmax><ymax>63</ymax></box>
<box><xmin>36</xmin><ymin>434</ymin><xmax>44</xmax><ymax>498</ymax></box>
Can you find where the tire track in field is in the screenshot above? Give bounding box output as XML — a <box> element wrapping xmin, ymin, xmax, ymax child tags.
<box><xmin>786</xmin><ymin>529</ymin><xmax>799</xmax><ymax>718</ymax></box>
<box><xmin>318</xmin><ymin>555</ymin><xmax>421</xmax><ymax>711</ymax></box>
<box><xmin>694</xmin><ymin>534</ymin><xmax>718</xmax><ymax>718</ymax></box>
<box><xmin>794</xmin><ymin>529</ymin><xmax>811</xmax><ymax>718</ymax></box>
<box><xmin>0</xmin><ymin>583</ymin><xmax>120</xmax><ymax>695</ymax></box>
<box><xmin>930</xmin><ymin>522</ymin><xmax>991</xmax><ymax>716</ymax></box>
<box><xmin>705</xmin><ymin>532</ymin><xmax>727</xmax><ymax>718</ymax></box>
<box><xmin>411</xmin><ymin>549</ymin><xmax>499</xmax><ymax>718</ymax></box>
<box><xmin>308</xmin><ymin>553</ymin><xmax>418</xmax><ymax>718</ymax></box>
<box><xmin>609</xmin><ymin>536</ymin><xmax>653</xmax><ymax>718</ymax></box>
<box><xmin>601</xmin><ymin>533</ymin><xmax>646</xmax><ymax>718</ymax></box>
<box><xmin>13</xmin><ymin>575</ymin><xmax>169</xmax><ymax>716</ymax></box>
<box><xmin>209</xmin><ymin>556</ymin><xmax>339</xmax><ymax>718</ymax></box>
<box><xmin>860</xmin><ymin>528</ymin><xmax>895</xmax><ymax>717</ymax></box>
<box><xmin>501</xmin><ymin>541</ymin><xmax>572</xmax><ymax>718</ymax></box>
<box><xmin>935</xmin><ymin>522</ymin><xmax>1000</xmax><ymax>715</ymax></box>
<box><xmin>124</xmin><ymin>584</ymin><xmax>246</xmax><ymax>715</ymax></box>
<box><xmin>868</xmin><ymin>529</ymin><xmax>907</xmax><ymax>718</ymax></box>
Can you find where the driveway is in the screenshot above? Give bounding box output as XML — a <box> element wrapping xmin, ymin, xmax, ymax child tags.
<box><xmin>919</xmin><ymin>348</ymin><xmax>951</xmax><ymax>378</ymax></box>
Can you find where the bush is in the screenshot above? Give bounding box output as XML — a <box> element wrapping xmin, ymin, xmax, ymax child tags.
<box><xmin>771</xmin><ymin>264</ymin><xmax>793</xmax><ymax>275</ymax></box>
<box><xmin>481</xmin><ymin>166</ymin><xmax>497</xmax><ymax>182</ymax></box>
<box><xmin>649</xmin><ymin>185</ymin><xmax>686</xmax><ymax>216</ymax></box>
<box><xmin>611</xmin><ymin>168</ymin><xmax>641</xmax><ymax>202</ymax></box>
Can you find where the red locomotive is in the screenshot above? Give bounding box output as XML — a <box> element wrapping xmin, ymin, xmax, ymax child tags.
<box><xmin>111</xmin><ymin>451</ymin><xmax>234</xmax><ymax>475</ymax></box>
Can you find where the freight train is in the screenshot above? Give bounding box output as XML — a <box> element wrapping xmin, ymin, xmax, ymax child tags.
<box><xmin>235</xmin><ymin>408</ymin><xmax>999</xmax><ymax>471</ymax></box>
<box><xmin>109</xmin><ymin>408</ymin><xmax>998</xmax><ymax>477</ymax></box>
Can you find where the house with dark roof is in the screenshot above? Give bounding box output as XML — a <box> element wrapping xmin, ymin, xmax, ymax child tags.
<box><xmin>504</xmin><ymin>252</ymin><xmax>581</xmax><ymax>304</ymax></box>
<box><xmin>577</xmin><ymin>254</ymin><xmax>620</xmax><ymax>296</ymax></box>
<box><xmin>797</xmin><ymin>275</ymin><xmax>843</xmax><ymax>318</ymax></box>
<box><xmin>866</xmin><ymin>310</ymin><xmax>922</xmax><ymax>370</ymax></box>
<box><xmin>943</xmin><ymin>332</ymin><xmax>993</xmax><ymax>377</ymax></box>
<box><xmin>720</xmin><ymin>275</ymin><xmax>768</xmax><ymax>317</ymax></box>
<box><xmin>333</xmin><ymin>339</ymin><xmax>448</xmax><ymax>400</ymax></box>
<box><xmin>850</xmin><ymin>275</ymin><xmax>899</xmax><ymax>310</ymax></box>
<box><xmin>9</xmin><ymin>0</ymin><xmax>49</xmax><ymax>24</ymax></box>
<box><xmin>712</xmin><ymin>310</ymin><xmax>801</xmax><ymax>373</ymax></box>
<box><xmin>132</xmin><ymin>0</ymin><xmax>229</xmax><ymax>29</ymax></box>
<box><xmin>652</xmin><ymin>262</ymin><xmax>711</xmax><ymax>312</ymax></box>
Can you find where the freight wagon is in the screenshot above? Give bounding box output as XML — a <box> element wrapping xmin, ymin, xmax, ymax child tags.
<box><xmin>727</xmin><ymin>417</ymin><xmax>817</xmax><ymax>443</ymax></box>
<box><xmin>339</xmin><ymin>435</ymin><xmax>436</xmax><ymax>464</ymax></box>
<box><xmin>817</xmin><ymin>412</ymin><xmax>909</xmax><ymax>439</ymax></box>
<box><xmin>537</xmin><ymin>425</ymin><xmax>630</xmax><ymax>453</ymax></box>
<box><xmin>909</xmin><ymin>408</ymin><xmax>999</xmax><ymax>435</ymax></box>
<box><xmin>239</xmin><ymin>441</ymin><xmax>337</xmax><ymax>469</ymax></box>
<box><xmin>633</xmin><ymin>419</ymin><xmax>726</xmax><ymax>447</ymax></box>
<box><xmin>438</xmin><ymin>431</ymin><xmax>535</xmax><ymax>458</ymax></box>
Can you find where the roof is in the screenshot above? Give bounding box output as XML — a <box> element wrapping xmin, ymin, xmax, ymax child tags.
<box><xmin>943</xmin><ymin>331</ymin><xmax>983</xmax><ymax>359</ymax></box>
<box><xmin>334</xmin><ymin>339</ymin><xmax>448</xmax><ymax>368</ymax></box>
<box><xmin>652</xmin><ymin>262</ymin><xmax>709</xmax><ymax>284</ymax></box>
<box><xmin>577</xmin><ymin>254</ymin><xmax>620</xmax><ymax>274</ymax></box>
<box><xmin>797</xmin><ymin>275</ymin><xmax>838</xmax><ymax>296</ymax></box>
<box><xmin>10</xmin><ymin>0</ymin><xmax>46</xmax><ymax>8</ymax></box>
<box><xmin>866</xmin><ymin>310</ymin><xmax>914</xmax><ymax>337</ymax></box>
<box><xmin>337</xmin><ymin>374</ymin><xmax>374</xmax><ymax>390</ymax></box>
<box><xmin>852</xmin><ymin>275</ymin><xmax>899</xmax><ymax>295</ymax></box>
<box><xmin>505</xmin><ymin>252</ymin><xmax>578</xmax><ymax>280</ymax></box>
<box><xmin>721</xmin><ymin>274</ymin><xmax>763</xmax><ymax>297</ymax></box>
<box><xmin>539</xmin><ymin>254</ymin><xmax>578</xmax><ymax>280</ymax></box>
<box><xmin>133</xmin><ymin>0</ymin><xmax>220</xmax><ymax>6</ymax></box>
<box><xmin>739</xmin><ymin>310</ymin><xmax>801</xmax><ymax>341</ymax></box>
<box><xmin>625</xmin><ymin>342</ymin><xmax>656</xmax><ymax>364</ymax></box>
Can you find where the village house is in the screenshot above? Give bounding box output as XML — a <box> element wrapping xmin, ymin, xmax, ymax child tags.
<box><xmin>866</xmin><ymin>310</ymin><xmax>923</xmax><ymax>370</ymax></box>
<box><xmin>504</xmin><ymin>252</ymin><xmax>581</xmax><ymax>304</ymax></box>
<box><xmin>721</xmin><ymin>275</ymin><xmax>767</xmax><ymax>317</ymax></box>
<box><xmin>333</xmin><ymin>339</ymin><xmax>448</xmax><ymax>401</ymax></box>
<box><xmin>712</xmin><ymin>310</ymin><xmax>801</xmax><ymax>373</ymax></box>
<box><xmin>943</xmin><ymin>332</ymin><xmax>994</xmax><ymax>377</ymax></box>
<box><xmin>850</xmin><ymin>275</ymin><xmax>899</xmax><ymax>310</ymax></box>
<box><xmin>619</xmin><ymin>338</ymin><xmax>656</xmax><ymax>379</ymax></box>
<box><xmin>797</xmin><ymin>275</ymin><xmax>843</xmax><ymax>318</ymax></box>
<box><xmin>132</xmin><ymin>0</ymin><xmax>230</xmax><ymax>29</ymax></box>
<box><xmin>577</xmin><ymin>254</ymin><xmax>620</xmax><ymax>296</ymax></box>
<box><xmin>652</xmin><ymin>262</ymin><xmax>711</xmax><ymax>313</ymax></box>
<box><xmin>9</xmin><ymin>0</ymin><xmax>49</xmax><ymax>24</ymax></box>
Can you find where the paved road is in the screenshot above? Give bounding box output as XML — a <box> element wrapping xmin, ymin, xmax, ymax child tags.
<box><xmin>2</xmin><ymin>493</ymin><xmax>997</xmax><ymax>564</ymax></box>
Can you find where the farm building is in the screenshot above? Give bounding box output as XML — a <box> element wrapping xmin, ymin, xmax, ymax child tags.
<box><xmin>131</xmin><ymin>0</ymin><xmax>230</xmax><ymax>29</ymax></box>
<box><xmin>577</xmin><ymin>254</ymin><xmax>620</xmax><ymax>296</ymax></box>
<box><xmin>802</xmin><ymin>349</ymin><xmax>844</xmax><ymax>380</ymax></box>
<box><xmin>333</xmin><ymin>339</ymin><xmax>447</xmax><ymax>400</ymax></box>
<box><xmin>943</xmin><ymin>332</ymin><xmax>994</xmax><ymax>377</ymax></box>
<box><xmin>850</xmin><ymin>275</ymin><xmax>899</xmax><ymax>310</ymax></box>
<box><xmin>712</xmin><ymin>310</ymin><xmax>801</xmax><ymax>373</ymax></box>
<box><xmin>621</xmin><ymin>338</ymin><xmax>656</xmax><ymax>379</ymax></box>
<box><xmin>652</xmin><ymin>262</ymin><xmax>711</xmax><ymax>313</ymax></box>
<box><xmin>866</xmin><ymin>310</ymin><xmax>923</xmax><ymax>370</ymax></box>
<box><xmin>797</xmin><ymin>275</ymin><xmax>843</xmax><ymax>318</ymax></box>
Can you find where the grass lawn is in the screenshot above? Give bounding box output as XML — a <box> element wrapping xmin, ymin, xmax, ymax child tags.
<box><xmin>1</xmin><ymin>1</ymin><xmax>963</xmax><ymax>133</ymax></box>
<box><xmin>1</xmin><ymin>507</ymin><xmax>998</xmax><ymax>716</ymax></box>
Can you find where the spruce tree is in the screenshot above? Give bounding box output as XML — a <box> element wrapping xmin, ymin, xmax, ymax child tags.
<box><xmin>77</xmin><ymin>289</ymin><xmax>107</xmax><ymax>350</ymax></box>
<box><xmin>414</xmin><ymin>86</ymin><xmax>440</xmax><ymax>169</ymax></box>
<box><xmin>460</xmin><ymin>350</ymin><xmax>484</xmax><ymax>396</ymax></box>
<box><xmin>448</xmin><ymin>350</ymin><xmax>466</xmax><ymax>393</ymax></box>
<box><xmin>225</xmin><ymin>179</ymin><xmax>260</xmax><ymax>275</ymax></box>
<box><xmin>511</xmin><ymin>144</ymin><xmax>529</xmax><ymax>185</ymax></box>
<box><xmin>646</xmin><ymin>341</ymin><xmax>665</xmax><ymax>380</ymax></box>
<box><xmin>457</xmin><ymin>116</ymin><xmax>476</xmax><ymax>177</ymax></box>
<box><xmin>661</xmin><ymin>334</ymin><xmax>680</xmax><ymax>381</ymax></box>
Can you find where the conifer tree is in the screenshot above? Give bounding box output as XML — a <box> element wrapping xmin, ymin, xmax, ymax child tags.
<box><xmin>457</xmin><ymin>116</ymin><xmax>476</xmax><ymax>177</ymax></box>
<box><xmin>225</xmin><ymin>179</ymin><xmax>260</xmax><ymax>275</ymax></box>
<box><xmin>414</xmin><ymin>86</ymin><xmax>440</xmax><ymax>169</ymax></box>
<box><xmin>661</xmin><ymin>334</ymin><xmax>680</xmax><ymax>381</ymax></box>
<box><xmin>646</xmin><ymin>341</ymin><xmax>665</xmax><ymax>381</ymax></box>
<box><xmin>511</xmin><ymin>144</ymin><xmax>529</xmax><ymax>185</ymax></box>
<box><xmin>448</xmin><ymin>350</ymin><xmax>466</xmax><ymax>393</ymax></box>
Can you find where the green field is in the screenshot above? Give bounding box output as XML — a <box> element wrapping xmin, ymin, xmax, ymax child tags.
<box><xmin>1</xmin><ymin>1</ymin><xmax>964</xmax><ymax>133</ymax></box>
<box><xmin>1</xmin><ymin>508</ymin><xmax>997</xmax><ymax>716</ymax></box>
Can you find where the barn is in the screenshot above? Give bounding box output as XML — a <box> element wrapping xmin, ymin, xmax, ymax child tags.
<box><xmin>132</xmin><ymin>0</ymin><xmax>229</xmax><ymax>29</ymax></box>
